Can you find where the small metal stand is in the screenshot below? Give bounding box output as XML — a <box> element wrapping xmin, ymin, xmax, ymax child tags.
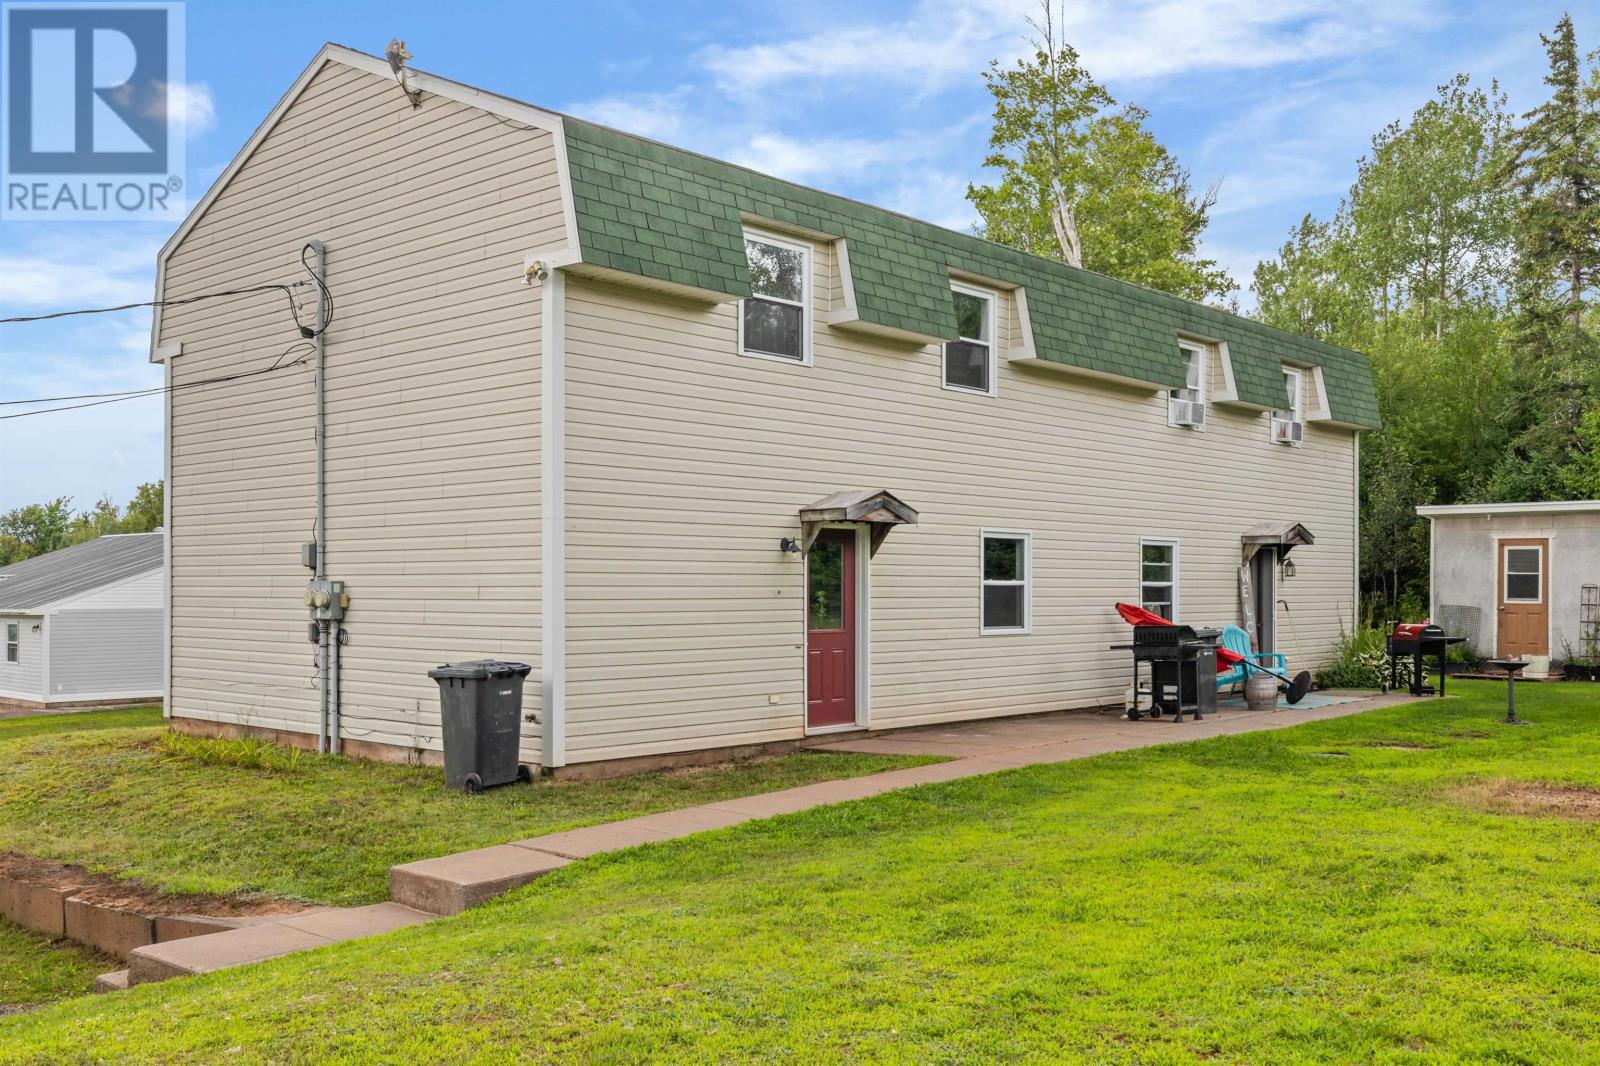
<box><xmin>1488</xmin><ymin>659</ymin><xmax>1530</xmax><ymax>725</ymax></box>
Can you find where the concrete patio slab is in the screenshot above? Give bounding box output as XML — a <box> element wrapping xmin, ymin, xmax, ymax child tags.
<box><xmin>619</xmin><ymin>806</ymin><xmax>755</xmax><ymax>836</ymax></box>
<box><xmin>92</xmin><ymin>969</ymin><xmax>129</xmax><ymax>994</ymax></box>
<box><xmin>514</xmin><ymin>821</ymin><xmax>676</xmax><ymax>859</ymax></box>
<box><xmin>128</xmin><ymin>922</ymin><xmax>332</xmax><ymax>985</ymax></box>
<box><xmin>274</xmin><ymin>903</ymin><xmax>433</xmax><ymax>941</ymax></box>
<box><xmin>389</xmin><ymin>844</ymin><xmax>572</xmax><ymax>916</ymax></box>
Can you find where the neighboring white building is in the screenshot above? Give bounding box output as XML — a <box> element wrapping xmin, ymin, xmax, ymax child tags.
<box><xmin>1419</xmin><ymin>501</ymin><xmax>1600</xmax><ymax>677</ymax></box>
<box><xmin>0</xmin><ymin>533</ymin><xmax>164</xmax><ymax>709</ymax></box>
<box><xmin>150</xmin><ymin>46</ymin><xmax>1379</xmax><ymax>775</ymax></box>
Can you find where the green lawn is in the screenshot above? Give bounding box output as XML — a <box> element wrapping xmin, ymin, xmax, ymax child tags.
<box><xmin>6</xmin><ymin>681</ymin><xmax>1600</xmax><ymax>1062</ymax></box>
<box><xmin>0</xmin><ymin>923</ymin><xmax>109</xmax><ymax>1013</ymax></box>
<box><xmin>0</xmin><ymin>708</ymin><xmax>935</xmax><ymax>906</ymax></box>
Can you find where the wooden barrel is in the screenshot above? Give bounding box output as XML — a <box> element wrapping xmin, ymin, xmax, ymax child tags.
<box><xmin>1245</xmin><ymin>674</ymin><xmax>1278</xmax><ymax>712</ymax></box>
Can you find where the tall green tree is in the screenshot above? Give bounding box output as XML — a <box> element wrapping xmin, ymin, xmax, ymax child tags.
<box><xmin>1349</xmin><ymin>75</ymin><xmax>1515</xmax><ymax>337</ymax></box>
<box><xmin>1491</xmin><ymin>14</ymin><xmax>1600</xmax><ymax>500</ymax></box>
<box><xmin>1503</xmin><ymin>13</ymin><xmax>1600</xmax><ymax>325</ymax></box>
<box><xmin>967</xmin><ymin>2</ymin><xmax>1231</xmax><ymax>302</ymax></box>
<box><xmin>0</xmin><ymin>499</ymin><xmax>73</xmax><ymax>564</ymax></box>
<box><xmin>0</xmin><ymin>481</ymin><xmax>165</xmax><ymax>566</ymax></box>
<box><xmin>1254</xmin><ymin>74</ymin><xmax>1522</xmax><ymax>609</ymax></box>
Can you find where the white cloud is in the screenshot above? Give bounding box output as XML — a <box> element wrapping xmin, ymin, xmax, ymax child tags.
<box><xmin>697</xmin><ymin>0</ymin><xmax>1438</xmax><ymax>95</ymax></box>
<box><xmin>569</xmin><ymin>87</ymin><xmax>694</xmax><ymax>142</ymax></box>
<box><xmin>156</xmin><ymin>80</ymin><xmax>218</xmax><ymax>139</ymax></box>
<box><xmin>0</xmin><ymin>231</ymin><xmax>162</xmax><ymax>309</ymax></box>
<box><xmin>568</xmin><ymin>90</ymin><xmax>979</xmax><ymax>192</ymax></box>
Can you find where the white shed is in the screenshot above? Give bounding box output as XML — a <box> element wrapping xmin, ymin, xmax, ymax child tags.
<box><xmin>0</xmin><ymin>532</ymin><xmax>164</xmax><ymax>709</ymax></box>
<box><xmin>1418</xmin><ymin>501</ymin><xmax>1600</xmax><ymax>677</ymax></box>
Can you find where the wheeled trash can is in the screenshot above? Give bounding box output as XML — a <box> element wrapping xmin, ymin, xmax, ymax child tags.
<box><xmin>427</xmin><ymin>660</ymin><xmax>534</xmax><ymax>791</ymax></box>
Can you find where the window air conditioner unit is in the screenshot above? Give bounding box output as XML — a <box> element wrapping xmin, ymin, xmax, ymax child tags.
<box><xmin>1272</xmin><ymin>417</ymin><xmax>1304</xmax><ymax>444</ymax></box>
<box><xmin>1170</xmin><ymin>399</ymin><xmax>1206</xmax><ymax>428</ymax></box>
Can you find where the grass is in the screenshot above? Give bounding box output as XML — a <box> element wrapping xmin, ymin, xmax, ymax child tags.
<box><xmin>0</xmin><ymin>923</ymin><xmax>108</xmax><ymax>1013</ymax></box>
<box><xmin>6</xmin><ymin>680</ymin><xmax>1600</xmax><ymax>1062</ymax></box>
<box><xmin>0</xmin><ymin>707</ymin><xmax>936</xmax><ymax>906</ymax></box>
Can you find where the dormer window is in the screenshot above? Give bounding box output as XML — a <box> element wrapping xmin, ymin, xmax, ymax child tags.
<box><xmin>1168</xmin><ymin>341</ymin><xmax>1207</xmax><ymax>429</ymax></box>
<box><xmin>1272</xmin><ymin>366</ymin><xmax>1304</xmax><ymax>445</ymax></box>
<box><xmin>944</xmin><ymin>283</ymin><xmax>996</xmax><ymax>396</ymax></box>
<box><xmin>739</xmin><ymin>229</ymin><xmax>812</xmax><ymax>365</ymax></box>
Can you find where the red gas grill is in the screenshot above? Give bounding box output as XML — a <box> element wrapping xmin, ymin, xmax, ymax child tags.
<box><xmin>1386</xmin><ymin>621</ymin><xmax>1466</xmax><ymax>697</ymax></box>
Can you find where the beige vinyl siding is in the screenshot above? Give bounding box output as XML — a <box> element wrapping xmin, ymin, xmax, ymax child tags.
<box><xmin>561</xmin><ymin>246</ymin><xmax>1358</xmax><ymax>764</ymax></box>
<box><xmin>159</xmin><ymin>63</ymin><xmax>563</xmax><ymax>757</ymax></box>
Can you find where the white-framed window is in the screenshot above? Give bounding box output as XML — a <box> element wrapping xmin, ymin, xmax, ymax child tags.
<box><xmin>980</xmin><ymin>530</ymin><xmax>1031</xmax><ymax>634</ymax></box>
<box><xmin>1271</xmin><ymin>366</ymin><xmax>1304</xmax><ymax>445</ymax></box>
<box><xmin>1168</xmin><ymin>342</ymin><xmax>1207</xmax><ymax>429</ymax></box>
<box><xmin>1503</xmin><ymin>545</ymin><xmax>1544</xmax><ymax>604</ymax></box>
<box><xmin>1139</xmin><ymin>539</ymin><xmax>1180</xmax><ymax>621</ymax></box>
<box><xmin>739</xmin><ymin>229</ymin><xmax>812</xmax><ymax>365</ymax></box>
<box><xmin>4</xmin><ymin>622</ymin><xmax>16</xmax><ymax>664</ymax></box>
<box><xmin>944</xmin><ymin>283</ymin><xmax>997</xmax><ymax>396</ymax></box>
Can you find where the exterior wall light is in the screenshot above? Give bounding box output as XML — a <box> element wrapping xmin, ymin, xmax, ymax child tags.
<box><xmin>1281</xmin><ymin>557</ymin><xmax>1297</xmax><ymax>579</ymax></box>
<box><xmin>779</xmin><ymin>537</ymin><xmax>802</xmax><ymax>553</ymax></box>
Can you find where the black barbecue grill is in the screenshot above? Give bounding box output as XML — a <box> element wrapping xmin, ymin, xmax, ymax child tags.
<box><xmin>1110</xmin><ymin>624</ymin><xmax>1220</xmax><ymax>722</ymax></box>
<box><xmin>1386</xmin><ymin>621</ymin><xmax>1466</xmax><ymax>697</ymax></box>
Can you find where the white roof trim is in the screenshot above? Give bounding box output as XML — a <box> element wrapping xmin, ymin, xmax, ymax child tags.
<box><xmin>149</xmin><ymin>43</ymin><xmax>581</xmax><ymax>362</ymax></box>
<box><xmin>1417</xmin><ymin>501</ymin><xmax>1600</xmax><ymax>518</ymax></box>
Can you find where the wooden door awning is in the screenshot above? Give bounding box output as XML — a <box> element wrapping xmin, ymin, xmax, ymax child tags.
<box><xmin>1240</xmin><ymin>521</ymin><xmax>1315</xmax><ymax>562</ymax></box>
<box><xmin>799</xmin><ymin>489</ymin><xmax>918</xmax><ymax>555</ymax></box>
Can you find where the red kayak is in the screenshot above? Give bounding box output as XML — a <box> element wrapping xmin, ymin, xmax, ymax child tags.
<box><xmin>1113</xmin><ymin>602</ymin><xmax>1312</xmax><ymax>703</ymax></box>
<box><xmin>1114</xmin><ymin>602</ymin><xmax>1246</xmax><ymax>667</ymax></box>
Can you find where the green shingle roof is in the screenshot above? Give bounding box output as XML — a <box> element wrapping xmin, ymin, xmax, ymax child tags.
<box><xmin>562</xmin><ymin>118</ymin><xmax>1380</xmax><ymax>430</ymax></box>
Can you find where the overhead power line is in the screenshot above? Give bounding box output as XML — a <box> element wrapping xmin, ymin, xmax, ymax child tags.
<box><xmin>0</xmin><ymin>282</ymin><xmax>310</xmax><ymax>326</ymax></box>
<box><xmin>4</xmin><ymin>245</ymin><xmax>332</xmax><ymax>335</ymax></box>
<box><xmin>0</xmin><ymin>341</ymin><xmax>315</xmax><ymax>421</ymax></box>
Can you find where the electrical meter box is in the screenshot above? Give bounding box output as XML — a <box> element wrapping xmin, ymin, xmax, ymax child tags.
<box><xmin>303</xmin><ymin>579</ymin><xmax>348</xmax><ymax>621</ymax></box>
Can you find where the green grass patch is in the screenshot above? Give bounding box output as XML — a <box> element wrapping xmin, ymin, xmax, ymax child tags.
<box><xmin>151</xmin><ymin>730</ymin><xmax>304</xmax><ymax>773</ymax></box>
<box><xmin>0</xmin><ymin>922</ymin><xmax>108</xmax><ymax>1012</ymax></box>
<box><xmin>0</xmin><ymin>707</ymin><xmax>935</xmax><ymax>906</ymax></box>
<box><xmin>7</xmin><ymin>682</ymin><xmax>1600</xmax><ymax>1062</ymax></box>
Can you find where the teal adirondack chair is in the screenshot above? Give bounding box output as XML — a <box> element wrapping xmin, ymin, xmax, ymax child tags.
<box><xmin>1216</xmin><ymin>624</ymin><xmax>1288</xmax><ymax>691</ymax></box>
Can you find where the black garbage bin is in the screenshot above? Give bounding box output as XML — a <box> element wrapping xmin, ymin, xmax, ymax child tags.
<box><xmin>427</xmin><ymin>660</ymin><xmax>533</xmax><ymax>792</ymax></box>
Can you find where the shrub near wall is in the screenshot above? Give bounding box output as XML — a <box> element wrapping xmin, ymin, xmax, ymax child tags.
<box><xmin>1316</xmin><ymin>628</ymin><xmax>1416</xmax><ymax>690</ymax></box>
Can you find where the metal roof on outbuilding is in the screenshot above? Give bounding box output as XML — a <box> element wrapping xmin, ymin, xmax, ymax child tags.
<box><xmin>0</xmin><ymin>532</ymin><xmax>164</xmax><ymax>612</ymax></box>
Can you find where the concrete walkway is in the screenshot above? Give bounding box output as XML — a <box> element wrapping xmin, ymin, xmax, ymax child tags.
<box><xmin>110</xmin><ymin>691</ymin><xmax>1416</xmax><ymax>989</ymax></box>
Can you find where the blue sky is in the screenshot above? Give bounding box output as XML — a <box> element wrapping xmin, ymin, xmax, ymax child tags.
<box><xmin>0</xmin><ymin>0</ymin><xmax>1591</xmax><ymax>512</ymax></box>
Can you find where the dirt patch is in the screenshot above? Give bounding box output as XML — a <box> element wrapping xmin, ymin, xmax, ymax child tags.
<box><xmin>1455</xmin><ymin>781</ymin><xmax>1600</xmax><ymax>822</ymax></box>
<box><xmin>0</xmin><ymin>853</ymin><xmax>304</xmax><ymax>918</ymax></box>
<box><xmin>1367</xmin><ymin>743</ymin><xmax>1435</xmax><ymax>751</ymax></box>
<box><xmin>1310</xmin><ymin>752</ymin><xmax>1350</xmax><ymax>758</ymax></box>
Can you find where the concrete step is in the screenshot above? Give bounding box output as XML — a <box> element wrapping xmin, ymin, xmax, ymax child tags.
<box><xmin>92</xmin><ymin>969</ymin><xmax>129</xmax><ymax>994</ymax></box>
<box><xmin>126</xmin><ymin>903</ymin><xmax>433</xmax><ymax>985</ymax></box>
<box><xmin>389</xmin><ymin>845</ymin><xmax>571</xmax><ymax>916</ymax></box>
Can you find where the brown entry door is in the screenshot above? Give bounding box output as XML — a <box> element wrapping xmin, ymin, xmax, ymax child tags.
<box><xmin>1498</xmin><ymin>539</ymin><xmax>1549</xmax><ymax>658</ymax></box>
<box><xmin>806</xmin><ymin>530</ymin><xmax>857</xmax><ymax>729</ymax></box>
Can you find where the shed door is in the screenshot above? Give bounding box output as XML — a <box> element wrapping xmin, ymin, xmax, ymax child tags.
<box><xmin>1498</xmin><ymin>539</ymin><xmax>1549</xmax><ymax>658</ymax></box>
<box><xmin>806</xmin><ymin>531</ymin><xmax>857</xmax><ymax>729</ymax></box>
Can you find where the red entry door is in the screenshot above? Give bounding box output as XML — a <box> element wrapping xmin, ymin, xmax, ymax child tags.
<box><xmin>806</xmin><ymin>530</ymin><xmax>857</xmax><ymax>729</ymax></box>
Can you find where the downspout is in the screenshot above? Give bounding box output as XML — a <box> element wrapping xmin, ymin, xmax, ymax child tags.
<box><xmin>538</xmin><ymin>264</ymin><xmax>567</xmax><ymax>770</ymax></box>
<box><xmin>307</xmin><ymin>239</ymin><xmax>335</xmax><ymax>754</ymax></box>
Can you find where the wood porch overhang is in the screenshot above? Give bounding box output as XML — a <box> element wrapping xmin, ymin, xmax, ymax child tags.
<box><xmin>799</xmin><ymin>490</ymin><xmax>919</xmax><ymax>555</ymax></box>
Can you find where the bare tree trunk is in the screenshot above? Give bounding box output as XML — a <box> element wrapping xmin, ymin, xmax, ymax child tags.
<box><xmin>1050</xmin><ymin>188</ymin><xmax>1083</xmax><ymax>268</ymax></box>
